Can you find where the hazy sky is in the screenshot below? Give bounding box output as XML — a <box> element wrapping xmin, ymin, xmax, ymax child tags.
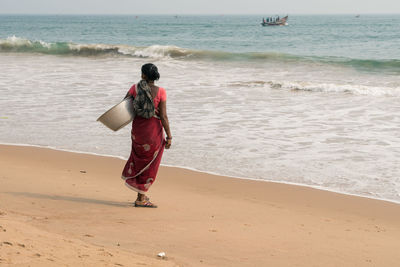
<box><xmin>1</xmin><ymin>0</ymin><xmax>399</xmax><ymax>14</ymax></box>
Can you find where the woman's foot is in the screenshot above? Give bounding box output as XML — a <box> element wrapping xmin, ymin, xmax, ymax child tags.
<box><xmin>135</xmin><ymin>193</ymin><xmax>157</xmax><ymax>208</ymax></box>
<box><xmin>134</xmin><ymin>199</ymin><xmax>157</xmax><ymax>208</ymax></box>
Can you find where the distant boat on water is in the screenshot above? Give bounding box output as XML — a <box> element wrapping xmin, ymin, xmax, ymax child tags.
<box><xmin>355</xmin><ymin>14</ymin><xmax>360</xmax><ymax>18</ymax></box>
<box><xmin>261</xmin><ymin>15</ymin><xmax>288</xmax><ymax>26</ymax></box>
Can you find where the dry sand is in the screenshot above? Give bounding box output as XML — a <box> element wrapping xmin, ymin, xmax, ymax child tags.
<box><xmin>1</xmin><ymin>144</ymin><xmax>400</xmax><ymax>266</ymax></box>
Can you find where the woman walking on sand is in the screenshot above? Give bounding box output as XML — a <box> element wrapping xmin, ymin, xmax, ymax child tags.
<box><xmin>121</xmin><ymin>63</ymin><xmax>172</xmax><ymax>208</ymax></box>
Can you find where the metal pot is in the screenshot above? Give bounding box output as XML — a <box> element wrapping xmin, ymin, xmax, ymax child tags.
<box><xmin>97</xmin><ymin>97</ymin><xmax>134</xmax><ymax>131</ymax></box>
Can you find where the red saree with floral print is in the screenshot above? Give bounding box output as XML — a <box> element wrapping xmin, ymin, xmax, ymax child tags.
<box><xmin>121</xmin><ymin>84</ymin><xmax>166</xmax><ymax>193</ymax></box>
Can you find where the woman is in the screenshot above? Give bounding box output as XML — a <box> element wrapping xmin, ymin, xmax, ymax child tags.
<box><xmin>121</xmin><ymin>63</ymin><xmax>172</xmax><ymax>208</ymax></box>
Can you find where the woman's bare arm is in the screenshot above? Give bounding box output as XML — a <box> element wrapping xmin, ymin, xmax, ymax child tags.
<box><xmin>158</xmin><ymin>100</ymin><xmax>172</xmax><ymax>149</ymax></box>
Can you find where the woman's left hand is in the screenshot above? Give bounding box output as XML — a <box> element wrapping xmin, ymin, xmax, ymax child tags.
<box><xmin>165</xmin><ymin>138</ymin><xmax>172</xmax><ymax>149</ymax></box>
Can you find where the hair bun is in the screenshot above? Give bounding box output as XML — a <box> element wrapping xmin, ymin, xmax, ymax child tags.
<box><xmin>141</xmin><ymin>63</ymin><xmax>160</xmax><ymax>81</ymax></box>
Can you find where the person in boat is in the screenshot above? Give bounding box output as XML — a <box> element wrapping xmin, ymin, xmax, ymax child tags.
<box><xmin>263</xmin><ymin>18</ymin><xmax>266</xmax><ymax>23</ymax></box>
<box><xmin>122</xmin><ymin>63</ymin><xmax>172</xmax><ymax>208</ymax></box>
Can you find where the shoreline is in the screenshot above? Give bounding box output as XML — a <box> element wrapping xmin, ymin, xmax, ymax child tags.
<box><xmin>1</xmin><ymin>144</ymin><xmax>400</xmax><ymax>266</ymax></box>
<box><xmin>1</xmin><ymin>141</ymin><xmax>399</xmax><ymax>205</ymax></box>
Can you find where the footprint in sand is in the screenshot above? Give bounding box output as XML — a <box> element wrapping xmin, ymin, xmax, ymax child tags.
<box><xmin>99</xmin><ymin>251</ymin><xmax>113</xmax><ymax>257</ymax></box>
<box><xmin>374</xmin><ymin>225</ymin><xmax>386</xmax><ymax>232</ymax></box>
<box><xmin>78</xmin><ymin>254</ymin><xmax>90</xmax><ymax>258</ymax></box>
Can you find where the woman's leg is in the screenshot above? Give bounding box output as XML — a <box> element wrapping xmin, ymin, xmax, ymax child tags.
<box><xmin>136</xmin><ymin>193</ymin><xmax>146</xmax><ymax>202</ymax></box>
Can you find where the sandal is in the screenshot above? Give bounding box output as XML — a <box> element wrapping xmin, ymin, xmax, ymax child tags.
<box><xmin>134</xmin><ymin>199</ymin><xmax>157</xmax><ymax>208</ymax></box>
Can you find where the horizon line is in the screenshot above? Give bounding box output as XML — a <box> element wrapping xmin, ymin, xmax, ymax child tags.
<box><xmin>1</xmin><ymin>12</ymin><xmax>400</xmax><ymax>16</ymax></box>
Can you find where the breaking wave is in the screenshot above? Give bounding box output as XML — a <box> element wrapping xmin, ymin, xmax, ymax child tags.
<box><xmin>0</xmin><ymin>36</ymin><xmax>300</xmax><ymax>61</ymax></box>
<box><xmin>1</xmin><ymin>36</ymin><xmax>400</xmax><ymax>73</ymax></box>
<box><xmin>269</xmin><ymin>81</ymin><xmax>400</xmax><ymax>96</ymax></box>
<box><xmin>0</xmin><ymin>36</ymin><xmax>191</xmax><ymax>58</ymax></box>
<box><xmin>227</xmin><ymin>80</ymin><xmax>400</xmax><ymax>96</ymax></box>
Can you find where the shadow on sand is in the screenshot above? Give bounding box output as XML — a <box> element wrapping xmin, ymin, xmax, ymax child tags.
<box><xmin>3</xmin><ymin>191</ymin><xmax>132</xmax><ymax>208</ymax></box>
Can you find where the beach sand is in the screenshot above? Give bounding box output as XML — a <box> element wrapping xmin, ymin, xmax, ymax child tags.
<box><xmin>1</xmin><ymin>144</ymin><xmax>400</xmax><ymax>266</ymax></box>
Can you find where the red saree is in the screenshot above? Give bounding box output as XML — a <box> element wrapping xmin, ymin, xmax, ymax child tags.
<box><xmin>121</xmin><ymin>116</ymin><xmax>165</xmax><ymax>193</ymax></box>
<box><xmin>121</xmin><ymin>84</ymin><xmax>166</xmax><ymax>193</ymax></box>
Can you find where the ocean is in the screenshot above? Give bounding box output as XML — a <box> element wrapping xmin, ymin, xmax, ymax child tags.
<box><xmin>1</xmin><ymin>15</ymin><xmax>399</xmax><ymax>203</ymax></box>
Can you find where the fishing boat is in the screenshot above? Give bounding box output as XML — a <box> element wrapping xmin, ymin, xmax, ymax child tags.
<box><xmin>261</xmin><ymin>15</ymin><xmax>288</xmax><ymax>26</ymax></box>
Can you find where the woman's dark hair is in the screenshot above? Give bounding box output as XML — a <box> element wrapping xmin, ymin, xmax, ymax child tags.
<box><xmin>141</xmin><ymin>63</ymin><xmax>160</xmax><ymax>81</ymax></box>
